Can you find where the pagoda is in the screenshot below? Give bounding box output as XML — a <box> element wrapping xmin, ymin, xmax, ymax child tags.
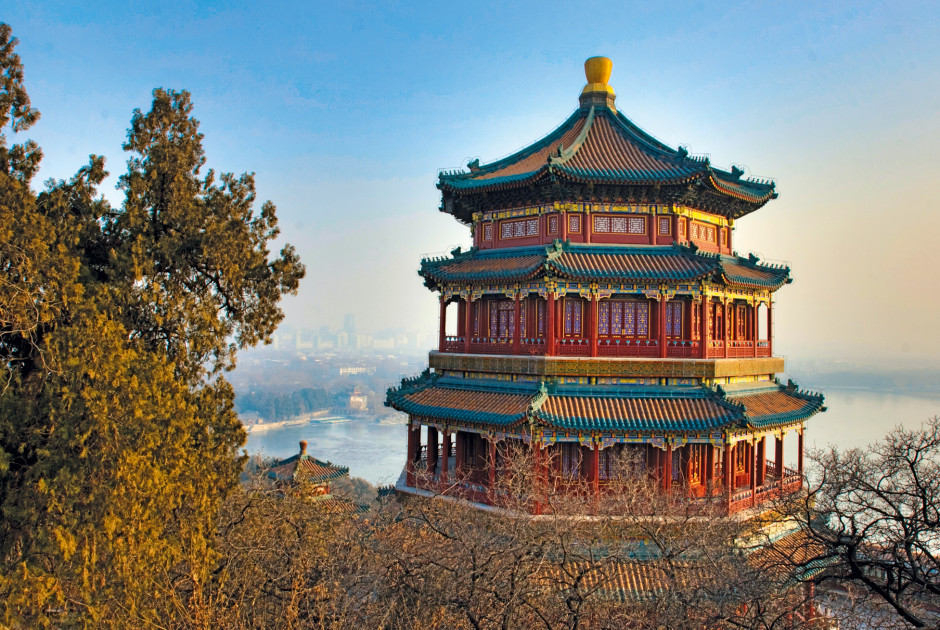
<box><xmin>387</xmin><ymin>57</ymin><xmax>823</xmax><ymax>514</ymax></box>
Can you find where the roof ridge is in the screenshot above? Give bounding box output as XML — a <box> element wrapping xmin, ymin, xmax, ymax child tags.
<box><xmin>548</xmin><ymin>106</ymin><xmax>596</xmax><ymax>166</ymax></box>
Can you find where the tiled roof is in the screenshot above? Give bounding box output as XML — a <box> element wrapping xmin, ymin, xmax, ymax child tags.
<box><xmin>419</xmin><ymin>244</ymin><xmax>788</xmax><ymax>289</ymax></box>
<box><xmin>536</xmin><ymin>387</ymin><xmax>741</xmax><ymax>432</ymax></box>
<box><xmin>387</xmin><ymin>376</ymin><xmax>536</xmax><ymax>427</ymax></box>
<box><xmin>438</xmin><ymin>108</ymin><xmax>776</xmax><ymax>208</ymax></box>
<box><xmin>553</xmin><ymin>247</ymin><xmax>715</xmax><ymax>282</ymax></box>
<box><xmin>268</xmin><ymin>454</ymin><xmax>349</xmax><ymax>484</ymax></box>
<box><xmin>727</xmin><ymin>386</ymin><xmax>824</xmax><ymax>430</ymax></box>
<box><xmin>539</xmin><ymin>560</ymin><xmax>711</xmax><ymax>602</ymax></box>
<box><xmin>718</xmin><ymin>256</ymin><xmax>790</xmax><ymax>290</ymax></box>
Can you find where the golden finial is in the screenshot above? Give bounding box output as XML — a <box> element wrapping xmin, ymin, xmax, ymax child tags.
<box><xmin>581</xmin><ymin>56</ymin><xmax>616</xmax><ymax>98</ymax></box>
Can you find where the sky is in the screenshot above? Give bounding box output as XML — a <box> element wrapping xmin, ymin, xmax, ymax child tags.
<box><xmin>5</xmin><ymin>0</ymin><xmax>940</xmax><ymax>368</ymax></box>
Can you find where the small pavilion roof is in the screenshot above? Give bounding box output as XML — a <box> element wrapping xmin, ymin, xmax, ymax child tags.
<box><xmin>268</xmin><ymin>445</ymin><xmax>349</xmax><ymax>485</ymax></box>
<box><xmin>386</xmin><ymin>373</ymin><xmax>822</xmax><ymax>435</ymax></box>
<box><xmin>419</xmin><ymin>243</ymin><xmax>790</xmax><ymax>291</ymax></box>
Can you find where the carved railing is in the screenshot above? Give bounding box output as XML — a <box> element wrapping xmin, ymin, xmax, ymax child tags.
<box><xmin>443</xmin><ymin>336</ymin><xmax>464</xmax><ymax>352</ymax></box>
<box><xmin>756</xmin><ymin>340</ymin><xmax>771</xmax><ymax>357</ymax></box>
<box><xmin>468</xmin><ymin>337</ymin><xmax>512</xmax><ymax>354</ymax></box>
<box><xmin>666</xmin><ymin>340</ymin><xmax>699</xmax><ymax>358</ymax></box>
<box><xmin>521</xmin><ymin>338</ymin><xmax>547</xmax><ymax>355</ymax></box>
<box><xmin>706</xmin><ymin>340</ymin><xmax>724</xmax><ymax>358</ymax></box>
<box><xmin>726</xmin><ymin>340</ymin><xmax>753</xmax><ymax>357</ymax></box>
<box><xmin>557</xmin><ymin>338</ymin><xmax>590</xmax><ymax>356</ymax></box>
<box><xmin>597</xmin><ymin>339</ymin><xmax>659</xmax><ymax>357</ymax></box>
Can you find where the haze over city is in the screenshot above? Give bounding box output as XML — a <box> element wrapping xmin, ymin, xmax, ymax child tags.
<box><xmin>6</xmin><ymin>0</ymin><xmax>939</xmax><ymax>366</ymax></box>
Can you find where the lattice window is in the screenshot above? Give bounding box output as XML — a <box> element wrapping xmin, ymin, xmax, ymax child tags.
<box><xmin>561</xmin><ymin>443</ymin><xmax>580</xmax><ymax>479</ymax></box>
<box><xmin>497</xmin><ymin>300</ymin><xmax>514</xmax><ymax>339</ymax></box>
<box><xmin>598</xmin><ymin>302</ymin><xmax>610</xmax><ymax>335</ymax></box>
<box><xmin>593</xmin><ymin>215</ymin><xmax>610</xmax><ymax>233</ymax></box>
<box><xmin>520</xmin><ymin>299</ymin><xmax>526</xmax><ymax>338</ymax></box>
<box><xmin>489</xmin><ymin>303</ymin><xmax>497</xmax><ymax>338</ymax></box>
<box><xmin>568</xmin><ymin>214</ymin><xmax>581</xmax><ymax>233</ymax></box>
<box><xmin>526</xmin><ymin>218</ymin><xmax>539</xmax><ymax>236</ymax></box>
<box><xmin>636</xmin><ymin>303</ymin><xmax>649</xmax><ymax>336</ymax></box>
<box><xmin>628</xmin><ymin>216</ymin><xmax>645</xmax><ymax>234</ymax></box>
<box><xmin>472</xmin><ymin>301</ymin><xmax>480</xmax><ymax>336</ymax></box>
<box><xmin>736</xmin><ymin>304</ymin><xmax>746</xmax><ymax>339</ymax></box>
<box><xmin>658</xmin><ymin>216</ymin><xmax>671</xmax><ymax>236</ymax></box>
<box><xmin>500</xmin><ymin>221</ymin><xmax>512</xmax><ymax>239</ymax></box>
<box><xmin>689</xmin><ymin>445</ymin><xmax>702</xmax><ymax>484</ymax></box>
<box><xmin>564</xmin><ymin>299</ymin><xmax>583</xmax><ymax>336</ymax></box>
<box><xmin>513</xmin><ymin>221</ymin><xmax>526</xmax><ymax>237</ymax></box>
<box><xmin>549</xmin><ymin>215</ymin><xmax>558</xmax><ymax>234</ymax></box>
<box><xmin>598</xmin><ymin>299</ymin><xmax>650</xmax><ymax>338</ymax></box>
<box><xmin>666</xmin><ymin>301</ymin><xmax>682</xmax><ymax>338</ymax></box>
<box><xmin>679</xmin><ymin>219</ymin><xmax>686</xmax><ymax>237</ymax></box>
<box><xmin>611</xmin><ymin>216</ymin><xmax>627</xmax><ymax>233</ymax></box>
<box><xmin>483</xmin><ymin>223</ymin><xmax>493</xmax><ymax>241</ymax></box>
<box><xmin>720</xmin><ymin>228</ymin><xmax>727</xmax><ymax>246</ymax></box>
<box><xmin>615</xmin><ymin>302</ymin><xmax>626</xmax><ymax>335</ymax></box>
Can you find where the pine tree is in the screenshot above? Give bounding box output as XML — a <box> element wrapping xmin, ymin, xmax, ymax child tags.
<box><xmin>0</xmin><ymin>23</ymin><xmax>305</xmax><ymax>626</ymax></box>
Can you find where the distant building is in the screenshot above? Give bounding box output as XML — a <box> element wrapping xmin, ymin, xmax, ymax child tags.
<box><xmin>267</xmin><ymin>440</ymin><xmax>349</xmax><ymax>498</ymax></box>
<box><xmin>338</xmin><ymin>365</ymin><xmax>376</xmax><ymax>376</ymax></box>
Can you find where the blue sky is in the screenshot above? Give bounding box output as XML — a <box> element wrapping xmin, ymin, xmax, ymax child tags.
<box><xmin>5</xmin><ymin>1</ymin><xmax>940</xmax><ymax>365</ymax></box>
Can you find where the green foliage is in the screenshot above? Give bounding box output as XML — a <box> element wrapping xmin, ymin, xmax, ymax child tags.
<box><xmin>0</xmin><ymin>23</ymin><xmax>304</xmax><ymax>627</ymax></box>
<box><xmin>236</xmin><ymin>386</ymin><xmax>331</xmax><ymax>421</ymax></box>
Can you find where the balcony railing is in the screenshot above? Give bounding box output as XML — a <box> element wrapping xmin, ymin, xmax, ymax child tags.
<box><xmin>438</xmin><ymin>337</ymin><xmax>771</xmax><ymax>359</ymax></box>
<box><xmin>597</xmin><ymin>338</ymin><xmax>659</xmax><ymax>357</ymax></box>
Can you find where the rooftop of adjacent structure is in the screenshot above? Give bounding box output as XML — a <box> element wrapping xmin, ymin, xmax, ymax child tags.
<box><xmin>438</xmin><ymin>57</ymin><xmax>776</xmax><ymax>220</ymax></box>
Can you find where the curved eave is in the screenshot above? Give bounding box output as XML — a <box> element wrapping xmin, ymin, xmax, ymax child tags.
<box><xmin>726</xmin><ymin>387</ymin><xmax>825</xmax><ymax>430</ymax></box>
<box><xmin>708</xmin><ymin>173</ymin><xmax>777</xmax><ymax>204</ymax></box>
<box><xmin>715</xmin><ymin>256</ymin><xmax>792</xmax><ymax>291</ymax></box>
<box><xmin>389</xmin><ymin>397</ymin><xmax>528</xmax><ymax>427</ymax></box>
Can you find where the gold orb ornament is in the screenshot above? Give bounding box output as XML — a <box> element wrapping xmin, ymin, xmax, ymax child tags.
<box><xmin>584</xmin><ymin>56</ymin><xmax>612</xmax><ymax>85</ymax></box>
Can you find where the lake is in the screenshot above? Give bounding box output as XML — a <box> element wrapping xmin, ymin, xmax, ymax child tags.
<box><xmin>243</xmin><ymin>389</ymin><xmax>940</xmax><ymax>485</ymax></box>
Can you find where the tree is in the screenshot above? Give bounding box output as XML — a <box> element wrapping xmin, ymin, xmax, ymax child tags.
<box><xmin>777</xmin><ymin>418</ymin><xmax>940</xmax><ymax>628</ymax></box>
<box><xmin>0</xmin><ymin>23</ymin><xmax>304</xmax><ymax>627</ymax></box>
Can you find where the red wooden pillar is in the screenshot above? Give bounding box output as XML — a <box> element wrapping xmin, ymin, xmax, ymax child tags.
<box><xmin>752</xmin><ymin>304</ymin><xmax>758</xmax><ymax>357</ymax></box>
<box><xmin>663</xmin><ymin>443</ymin><xmax>672</xmax><ymax>492</ymax></box>
<box><xmin>725</xmin><ymin>442</ymin><xmax>734</xmax><ymax>505</ymax></box>
<box><xmin>441</xmin><ymin>430</ymin><xmax>450</xmax><ymax>486</ymax></box>
<box><xmin>464</xmin><ymin>297</ymin><xmax>473</xmax><ymax>353</ymax></box>
<box><xmin>767</xmin><ymin>299</ymin><xmax>773</xmax><ymax>356</ymax></box>
<box><xmin>588</xmin><ymin>295</ymin><xmax>598</xmax><ymax>357</ymax></box>
<box><xmin>749</xmin><ymin>441</ymin><xmax>758</xmax><ymax>495</ymax></box>
<box><xmin>705</xmin><ymin>443</ymin><xmax>715</xmax><ymax>492</ymax></box>
<box><xmin>438</xmin><ymin>295</ymin><xmax>447</xmax><ymax>352</ymax></box>
<box><xmin>513</xmin><ymin>292</ymin><xmax>522</xmax><ymax>354</ymax></box>
<box><xmin>455</xmin><ymin>431</ymin><xmax>465</xmax><ymax>478</ymax></box>
<box><xmin>798</xmin><ymin>427</ymin><xmax>805</xmax><ymax>478</ymax></box>
<box><xmin>406</xmin><ymin>423</ymin><xmax>420</xmax><ymax>487</ymax></box>
<box><xmin>487</xmin><ymin>439</ymin><xmax>497</xmax><ymax>498</ymax></box>
<box><xmin>591</xmin><ymin>442</ymin><xmax>600</xmax><ymax>497</ymax></box>
<box><xmin>659</xmin><ymin>296</ymin><xmax>668</xmax><ymax>358</ymax></box>
<box><xmin>775</xmin><ymin>433</ymin><xmax>784</xmax><ymax>486</ymax></box>
<box><xmin>428</xmin><ymin>427</ymin><xmax>439</xmax><ymax>478</ymax></box>
<box><xmin>547</xmin><ymin>291</ymin><xmax>556</xmax><ymax>356</ymax></box>
<box><xmin>722</xmin><ymin>300</ymin><xmax>729</xmax><ymax>358</ymax></box>
<box><xmin>756</xmin><ymin>436</ymin><xmax>766</xmax><ymax>487</ymax></box>
<box><xmin>700</xmin><ymin>298</ymin><xmax>710</xmax><ymax>359</ymax></box>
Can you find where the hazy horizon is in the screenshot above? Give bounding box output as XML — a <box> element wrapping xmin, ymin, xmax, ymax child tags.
<box><xmin>7</xmin><ymin>1</ymin><xmax>939</xmax><ymax>368</ymax></box>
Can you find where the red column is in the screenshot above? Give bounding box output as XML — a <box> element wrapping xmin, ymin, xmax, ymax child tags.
<box><xmin>756</xmin><ymin>436</ymin><xmax>766</xmax><ymax>487</ymax></box>
<box><xmin>749</xmin><ymin>441</ymin><xmax>757</xmax><ymax>494</ymax></box>
<box><xmin>663</xmin><ymin>443</ymin><xmax>673</xmax><ymax>492</ymax></box>
<box><xmin>591</xmin><ymin>442</ymin><xmax>600</xmax><ymax>497</ymax></box>
<box><xmin>513</xmin><ymin>292</ymin><xmax>521</xmax><ymax>354</ymax></box>
<box><xmin>725</xmin><ymin>443</ymin><xmax>734</xmax><ymax>505</ymax></box>
<box><xmin>441</xmin><ymin>430</ymin><xmax>450</xmax><ymax>486</ymax></box>
<box><xmin>705</xmin><ymin>443</ymin><xmax>715</xmax><ymax>493</ymax></box>
<box><xmin>439</xmin><ymin>295</ymin><xmax>447</xmax><ymax>352</ymax></box>
<box><xmin>798</xmin><ymin>427</ymin><xmax>805</xmax><ymax>478</ymax></box>
<box><xmin>752</xmin><ymin>304</ymin><xmax>758</xmax><ymax>357</ymax></box>
<box><xmin>775</xmin><ymin>433</ymin><xmax>784</xmax><ymax>488</ymax></box>
<box><xmin>464</xmin><ymin>297</ymin><xmax>473</xmax><ymax>353</ymax></box>
<box><xmin>767</xmin><ymin>299</ymin><xmax>773</xmax><ymax>356</ymax></box>
<box><xmin>659</xmin><ymin>297</ymin><xmax>668</xmax><ymax>358</ymax></box>
<box><xmin>547</xmin><ymin>291</ymin><xmax>556</xmax><ymax>356</ymax></box>
<box><xmin>428</xmin><ymin>427</ymin><xmax>439</xmax><ymax>478</ymax></box>
<box><xmin>649</xmin><ymin>214</ymin><xmax>656</xmax><ymax>245</ymax></box>
<box><xmin>588</xmin><ymin>295</ymin><xmax>598</xmax><ymax>357</ymax></box>
<box><xmin>487</xmin><ymin>439</ymin><xmax>497</xmax><ymax>497</ymax></box>
<box><xmin>406</xmin><ymin>423</ymin><xmax>419</xmax><ymax>487</ymax></box>
<box><xmin>722</xmin><ymin>300</ymin><xmax>729</xmax><ymax>358</ymax></box>
<box><xmin>700</xmin><ymin>298</ymin><xmax>710</xmax><ymax>359</ymax></box>
<box><xmin>455</xmin><ymin>431</ymin><xmax>464</xmax><ymax>479</ymax></box>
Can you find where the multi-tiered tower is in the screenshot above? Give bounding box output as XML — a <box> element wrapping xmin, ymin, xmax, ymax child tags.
<box><xmin>387</xmin><ymin>57</ymin><xmax>822</xmax><ymax>514</ymax></box>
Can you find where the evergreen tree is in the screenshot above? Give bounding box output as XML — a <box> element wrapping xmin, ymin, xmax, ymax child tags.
<box><xmin>0</xmin><ymin>23</ymin><xmax>304</xmax><ymax>626</ymax></box>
